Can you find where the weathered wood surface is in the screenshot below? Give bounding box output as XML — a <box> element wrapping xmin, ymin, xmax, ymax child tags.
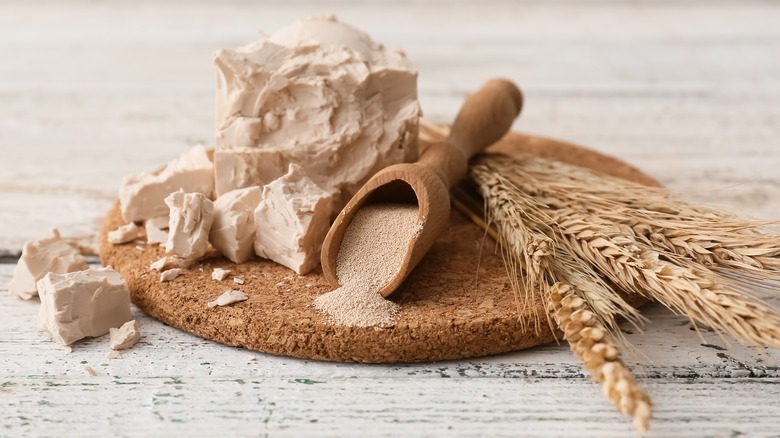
<box><xmin>2</xmin><ymin>265</ymin><xmax>780</xmax><ymax>436</ymax></box>
<box><xmin>2</xmin><ymin>0</ymin><xmax>780</xmax><ymax>436</ymax></box>
<box><xmin>1</xmin><ymin>0</ymin><xmax>779</xmax><ymax>255</ymax></box>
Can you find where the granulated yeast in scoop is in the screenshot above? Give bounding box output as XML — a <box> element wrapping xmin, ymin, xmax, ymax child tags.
<box><xmin>314</xmin><ymin>203</ymin><xmax>420</xmax><ymax>327</ymax></box>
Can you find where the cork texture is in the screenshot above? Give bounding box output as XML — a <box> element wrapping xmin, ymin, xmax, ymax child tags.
<box><xmin>99</xmin><ymin>132</ymin><xmax>657</xmax><ymax>363</ymax></box>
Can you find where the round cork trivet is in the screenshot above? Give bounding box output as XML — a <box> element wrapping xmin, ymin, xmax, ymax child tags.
<box><xmin>99</xmin><ymin>132</ymin><xmax>659</xmax><ymax>363</ymax></box>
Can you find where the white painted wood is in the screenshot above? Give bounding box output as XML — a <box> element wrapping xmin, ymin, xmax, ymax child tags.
<box><xmin>3</xmin><ymin>376</ymin><xmax>779</xmax><ymax>437</ymax></box>
<box><xmin>1</xmin><ymin>0</ymin><xmax>780</xmax><ymax>254</ymax></box>
<box><xmin>2</xmin><ymin>1</ymin><xmax>780</xmax><ymax>435</ymax></box>
<box><xmin>2</xmin><ymin>265</ymin><xmax>780</xmax><ymax>436</ymax></box>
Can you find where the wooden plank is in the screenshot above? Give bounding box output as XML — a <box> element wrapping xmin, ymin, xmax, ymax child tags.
<box><xmin>2</xmin><ymin>376</ymin><xmax>780</xmax><ymax>437</ymax></box>
<box><xmin>3</xmin><ymin>264</ymin><xmax>780</xmax><ymax>435</ymax></box>
<box><xmin>1</xmin><ymin>0</ymin><xmax>780</xmax><ymax>254</ymax></box>
<box><xmin>3</xmin><ymin>2</ymin><xmax>780</xmax><ymax>435</ymax></box>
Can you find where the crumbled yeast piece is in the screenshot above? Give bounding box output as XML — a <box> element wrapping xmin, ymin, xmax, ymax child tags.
<box><xmin>144</xmin><ymin>216</ymin><xmax>169</xmax><ymax>245</ymax></box>
<box><xmin>83</xmin><ymin>366</ymin><xmax>97</xmax><ymax>376</ymax></box>
<box><xmin>233</xmin><ymin>276</ymin><xmax>245</xmax><ymax>285</ymax></box>
<box><xmin>9</xmin><ymin>228</ymin><xmax>88</xmax><ymax>300</ymax></box>
<box><xmin>109</xmin><ymin>320</ymin><xmax>141</xmax><ymax>350</ymax></box>
<box><xmin>207</xmin><ymin>290</ymin><xmax>249</xmax><ymax>308</ymax></box>
<box><xmin>37</xmin><ymin>267</ymin><xmax>132</xmax><ymax>346</ymax></box>
<box><xmin>212</xmin><ymin>267</ymin><xmax>230</xmax><ymax>281</ymax></box>
<box><xmin>119</xmin><ymin>145</ymin><xmax>214</xmax><ymax>223</ymax></box>
<box><xmin>108</xmin><ymin>223</ymin><xmax>142</xmax><ymax>245</ymax></box>
<box><xmin>254</xmin><ymin>164</ymin><xmax>333</xmax><ymax>275</ymax></box>
<box><xmin>149</xmin><ymin>257</ymin><xmax>168</xmax><ymax>271</ymax></box>
<box><xmin>149</xmin><ymin>255</ymin><xmax>193</xmax><ymax>272</ymax></box>
<box><xmin>209</xmin><ymin>186</ymin><xmax>262</xmax><ymax>263</ymax></box>
<box><xmin>165</xmin><ymin>190</ymin><xmax>214</xmax><ymax>261</ymax></box>
<box><xmin>160</xmin><ymin>268</ymin><xmax>182</xmax><ymax>282</ymax></box>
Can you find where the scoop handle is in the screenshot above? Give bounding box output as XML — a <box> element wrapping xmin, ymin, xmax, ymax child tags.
<box><xmin>418</xmin><ymin>78</ymin><xmax>523</xmax><ymax>188</ymax></box>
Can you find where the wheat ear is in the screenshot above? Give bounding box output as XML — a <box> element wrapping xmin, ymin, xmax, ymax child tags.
<box><xmin>551</xmin><ymin>205</ymin><xmax>780</xmax><ymax>348</ymax></box>
<box><xmin>467</xmin><ymin>172</ymin><xmax>653</xmax><ymax>428</ymax></box>
<box><xmin>475</xmin><ymin>169</ymin><xmax>554</xmax><ymax>334</ymax></box>
<box><xmin>640</xmin><ymin>253</ymin><xmax>780</xmax><ymax>346</ymax></box>
<box><xmin>471</xmin><ymin>165</ymin><xmax>644</xmax><ymax>339</ymax></box>
<box><xmin>549</xmin><ymin>283</ymin><xmax>653</xmax><ymax>433</ymax></box>
<box><xmin>476</xmin><ymin>154</ymin><xmax>780</xmax><ymax>348</ymax></box>
<box><xmin>486</xmin><ymin>154</ymin><xmax>780</xmax><ymax>277</ymax></box>
<box><xmin>542</xmin><ymin>199</ymin><xmax>780</xmax><ymax>348</ymax></box>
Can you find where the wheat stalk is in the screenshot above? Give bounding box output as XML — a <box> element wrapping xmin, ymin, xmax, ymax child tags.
<box><xmin>471</xmin><ymin>166</ymin><xmax>644</xmax><ymax>340</ymax></box>
<box><xmin>487</xmin><ymin>154</ymin><xmax>780</xmax><ymax>276</ymax></box>
<box><xmin>474</xmin><ymin>154</ymin><xmax>780</xmax><ymax>349</ymax></box>
<box><xmin>471</xmin><ymin>165</ymin><xmax>653</xmax><ymax>431</ymax></box>
<box><xmin>493</xmin><ymin>152</ymin><xmax>756</xmax><ymax>221</ymax></box>
<box><xmin>431</xmin><ymin>119</ymin><xmax>780</xmax><ymax>429</ymax></box>
<box><xmin>549</xmin><ymin>283</ymin><xmax>653</xmax><ymax>433</ymax></box>
<box><xmin>557</xmin><ymin>210</ymin><xmax>780</xmax><ymax>348</ymax></box>
<box><xmin>475</xmin><ymin>169</ymin><xmax>554</xmax><ymax>334</ymax></box>
<box><xmin>641</xmin><ymin>253</ymin><xmax>780</xmax><ymax>346</ymax></box>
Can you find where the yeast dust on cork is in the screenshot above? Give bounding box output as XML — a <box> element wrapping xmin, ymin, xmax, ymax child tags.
<box><xmin>313</xmin><ymin>203</ymin><xmax>421</xmax><ymax>327</ymax></box>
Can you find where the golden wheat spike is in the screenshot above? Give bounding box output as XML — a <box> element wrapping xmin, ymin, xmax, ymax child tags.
<box><xmin>473</xmin><ymin>154</ymin><xmax>780</xmax><ymax>349</ymax></box>
<box><xmin>549</xmin><ymin>283</ymin><xmax>653</xmax><ymax>433</ymax></box>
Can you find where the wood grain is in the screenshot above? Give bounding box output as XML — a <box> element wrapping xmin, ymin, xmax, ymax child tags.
<box><xmin>1</xmin><ymin>0</ymin><xmax>779</xmax><ymax>255</ymax></box>
<box><xmin>3</xmin><ymin>377</ymin><xmax>780</xmax><ymax>437</ymax></box>
<box><xmin>2</xmin><ymin>0</ymin><xmax>780</xmax><ymax>435</ymax></box>
<box><xmin>2</xmin><ymin>266</ymin><xmax>780</xmax><ymax>436</ymax></box>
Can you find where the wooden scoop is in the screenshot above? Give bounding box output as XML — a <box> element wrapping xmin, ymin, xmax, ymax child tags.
<box><xmin>320</xmin><ymin>78</ymin><xmax>523</xmax><ymax>297</ymax></box>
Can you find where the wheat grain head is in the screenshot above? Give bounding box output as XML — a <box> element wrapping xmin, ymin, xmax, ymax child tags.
<box><xmin>549</xmin><ymin>283</ymin><xmax>653</xmax><ymax>433</ymax></box>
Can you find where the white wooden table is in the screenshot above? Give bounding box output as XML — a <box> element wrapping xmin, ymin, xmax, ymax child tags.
<box><xmin>2</xmin><ymin>1</ymin><xmax>780</xmax><ymax>436</ymax></box>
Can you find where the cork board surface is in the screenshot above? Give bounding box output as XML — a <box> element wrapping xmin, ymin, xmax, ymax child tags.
<box><xmin>99</xmin><ymin>132</ymin><xmax>657</xmax><ymax>363</ymax></box>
